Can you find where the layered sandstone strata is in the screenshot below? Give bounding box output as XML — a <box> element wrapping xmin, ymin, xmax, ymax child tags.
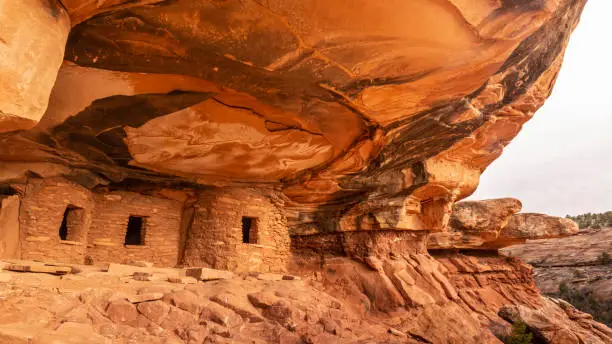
<box><xmin>428</xmin><ymin>198</ymin><xmax>579</xmax><ymax>250</ymax></box>
<box><xmin>0</xmin><ymin>252</ymin><xmax>610</xmax><ymax>344</ymax></box>
<box><xmin>0</xmin><ymin>0</ymin><xmax>589</xmax><ymax>239</ymax></box>
<box><xmin>504</xmin><ymin>227</ymin><xmax>612</xmax><ymax>307</ymax></box>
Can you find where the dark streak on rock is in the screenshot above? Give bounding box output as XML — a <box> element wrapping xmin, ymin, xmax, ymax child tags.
<box><xmin>41</xmin><ymin>0</ymin><xmax>67</xmax><ymax>20</ymax></box>
<box><xmin>340</xmin><ymin>69</ymin><xmax>440</xmax><ymax>97</ymax></box>
<box><xmin>495</xmin><ymin>0</ymin><xmax>587</xmax><ymax>105</ymax></box>
<box><xmin>293</xmin><ymin>1</ymin><xmax>589</xmax><ymax>230</ymax></box>
<box><xmin>47</xmin><ymin>0</ymin><xmax>587</xmax><ymax>235</ymax></box>
<box><xmin>52</xmin><ymin>91</ymin><xmax>213</xmax><ymax>167</ymax></box>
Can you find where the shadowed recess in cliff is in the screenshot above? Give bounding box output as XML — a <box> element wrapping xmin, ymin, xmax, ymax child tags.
<box><xmin>63</xmin><ymin>2</ymin><xmax>342</xmax><ymax>106</ymax></box>
<box><xmin>52</xmin><ymin>91</ymin><xmax>214</xmax><ymax>166</ymax></box>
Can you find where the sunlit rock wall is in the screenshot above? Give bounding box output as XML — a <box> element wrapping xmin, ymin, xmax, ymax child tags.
<box><xmin>0</xmin><ymin>0</ymin><xmax>69</xmax><ymax>132</ymax></box>
<box><xmin>0</xmin><ymin>0</ymin><xmax>588</xmax><ymax>251</ymax></box>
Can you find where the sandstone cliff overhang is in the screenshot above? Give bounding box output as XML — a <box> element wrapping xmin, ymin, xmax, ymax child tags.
<box><xmin>0</xmin><ymin>0</ymin><xmax>588</xmax><ymax>234</ymax></box>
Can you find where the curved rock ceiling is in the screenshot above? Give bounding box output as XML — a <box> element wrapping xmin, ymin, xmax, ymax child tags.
<box><xmin>0</xmin><ymin>0</ymin><xmax>587</xmax><ymax>234</ymax></box>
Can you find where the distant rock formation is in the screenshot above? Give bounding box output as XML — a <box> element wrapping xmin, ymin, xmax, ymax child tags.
<box><xmin>504</xmin><ymin>227</ymin><xmax>612</xmax><ymax>327</ymax></box>
<box><xmin>428</xmin><ymin>198</ymin><xmax>579</xmax><ymax>250</ymax></box>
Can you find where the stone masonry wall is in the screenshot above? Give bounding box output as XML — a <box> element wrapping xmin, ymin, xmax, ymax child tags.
<box><xmin>19</xmin><ymin>178</ymin><xmax>93</xmax><ymax>264</ymax></box>
<box><xmin>87</xmin><ymin>191</ymin><xmax>183</xmax><ymax>267</ymax></box>
<box><xmin>182</xmin><ymin>187</ymin><xmax>290</xmax><ymax>273</ymax></box>
<box><xmin>0</xmin><ymin>195</ymin><xmax>21</xmax><ymax>259</ymax></box>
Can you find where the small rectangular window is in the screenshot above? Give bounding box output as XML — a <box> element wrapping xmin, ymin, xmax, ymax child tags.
<box><xmin>58</xmin><ymin>205</ymin><xmax>84</xmax><ymax>241</ymax></box>
<box><xmin>0</xmin><ymin>186</ymin><xmax>18</xmax><ymax>196</ymax></box>
<box><xmin>241</xmin><ymin>217</ymin><xmax>258</xmax><ymax>244</ymax></box>
<box><xmin>125</xmin><ymin>216</ymin><xmax>146</xmax><ymax>245</ymax></box>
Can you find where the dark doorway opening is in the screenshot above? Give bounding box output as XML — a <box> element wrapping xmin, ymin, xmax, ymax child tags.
<box><xmin>125</xmin><ymin>216</ymin><xmax>146</xmax><ymax>245</ymax></box>
<box><xmin>58</xmin><ymin>206</ymin><xmax>83</xmax><ymax>241</ymax></box>
<box><xmin>241</xmin><ymin>217</ymin><xmax>258</xmax><ymax>244</ymax></box>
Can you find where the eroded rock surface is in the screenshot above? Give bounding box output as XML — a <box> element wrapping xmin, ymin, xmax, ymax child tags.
<box><xmin>2</xmin><ymin>253</ymin><xmax>610</xmax><ymax>344</ymax></box>
<box><xmin>428</xmin><ymin>198</ymin><xmax>579</xmax><ymax>250</ymax></box>
<box><xmin>0</xmin><ymin>0</ymin><xmax>70</xmax><ymax>132</ymax></box>
<box><xmin>0</xmin><ymin>1</ymin><xmax>605</xmax><ymax>343</ymax></box>
<box><xmin>504</xmin><ymin>227</ymin><xmax>612</xmax><ymax>304</ymax></box>
<box><xmin>0</xmin><ymin>0</ymin><xmax>589</xmax><ymax>235</ymax></box>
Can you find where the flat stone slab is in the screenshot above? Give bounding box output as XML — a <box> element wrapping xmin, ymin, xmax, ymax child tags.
<box><xmin>388</xmin><ymin>328</ymin><xmax>406</xmax><ymax>337</ymax></box>
<box><xmin>106</xmin><ymin>263</ymin><xmax>151</xmax><ymax>276</ymax></box>
<box><xmin>168</xmin><ymin>276</ymin><xmax>198</xmax><ymax>284</ymax></box>
<box><xmin>0</xmin><ymin>272</ymin><xmax>12</xmax><ymax>283</ymax></box>
<box><xmin>252</xmin><ymin>272</ymin><xmax>284</xmax><ymax>281</ymax></box>
<box><xmin>131</xmin><ymin>272</ymin><xmax>168</xmax><ymax>282</ymax></box>
<box><xmin>127</xmin><ymin>260</ymin><xmax>154</xmax><ymax>268</ymax></box>
<box><xmin>127</xmin><ymin>292</ymin><xmax>164</xmax><ymax>303</ymax></box>
<box><xmin>106</xmin><ymin>263</ymin><xmax>182</xmax><ymax>279</ymax></box>
<box><xmin>5</xmin><ymin>264</ymin><xmax>71</xmax><ymax>275</ymax></box>
<box><xmin>185</xmin><ymin>267</ymin><xmax>234</xmax><ymax>281</ymax></box>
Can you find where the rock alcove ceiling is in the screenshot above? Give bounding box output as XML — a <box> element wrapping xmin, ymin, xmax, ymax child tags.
<box><xmin>0</xmin><ymin>0</ymin><xmax>587</xmax><ymax>235</ymax></box>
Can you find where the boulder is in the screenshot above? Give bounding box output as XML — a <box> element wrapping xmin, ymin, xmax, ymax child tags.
<box><xmin>428</xmin><ymin>199</ymin><xmax>579</xmax><ymax>250</ymax></box>
<box><xmin>0</xmin><ymin>0</ymin><xmax>70</xmax><ymax>132</ymax></box>
<box><xmin>158</xmin><ymin>307</ymin><xmax>198</xmax><ymax>332</ymax></box>
<box><xmin>106</xmin><ymin>299</ymin><xmax>138</xmax><ymax>324</ymax></box>
<box><xmin>200</xmin><ymin>302</ymin><xmax>243</xmax><ymax>328</ymax></box>
<box><xmin>164</xmin><ymin>290</ymin><xmax>206</xmax><ymax>315</ymax></box>
<box><xmin>449</xmin><ymin>198</ymin><xmax>522</xmax><ymax>233</ymax></box>
<box><xmin>499</xmin><ymin>298</ymin><xmax>612</xmax><ymax>344</ymax></box>
<box><xmin>137</xmin><ymin>300</ymin><xmax>170</xmax><ymax>324</ymax></box>
<box><xmin>500</xmin><ymin>213</ymin><xmax>580</xmax><ymax>241</ymax></box>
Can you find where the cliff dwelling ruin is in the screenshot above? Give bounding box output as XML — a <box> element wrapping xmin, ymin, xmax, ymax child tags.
<box><xmin>0</xmin><ymin>0</ymin><xmax>591</xmax><ymax>273</ymax></box>
<box><xmin>2</xmin><ymin>177</ymin><xmax>290</xmax><ymax>272</ymax></box>
<box><xmin>0</xmin><ymin>1</ymin><xmax>610</xmax><ymax>343</ymax></box>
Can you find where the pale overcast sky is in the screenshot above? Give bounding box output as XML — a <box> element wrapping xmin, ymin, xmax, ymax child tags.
<box><xmin>469</xmin><ymin>0</ymin><xmax>612</xmax><ymax>217</ymax></box>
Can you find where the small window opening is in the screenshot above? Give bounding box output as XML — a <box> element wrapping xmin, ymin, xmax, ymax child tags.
<box><xmin>241</xmin><ymin>217</ymin><xmax>259</xmax><ymax>244</ymax></box>
<box><xmin>0</xmin><ymin>186</ymin><xmax>18</xmax><ymax>196</ymax></box>
<box><xmin>125</xmin><ymin>216</ymin><xmax>146</xmax><ymax>245</ymax></box>
<box><xmin>59</xmin><ymin>205</ymin><xmax>83</xmax><ymax>241</ymax></box>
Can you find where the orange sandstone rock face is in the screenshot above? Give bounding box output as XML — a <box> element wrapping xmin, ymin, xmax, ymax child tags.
<box><xmin>0</xmin><ymin>0</ymin><xmax>588</xmax><ymax>235</ymax></box>
<box><xmin>500</xmin><ymin>213</ymin><xmax>580</xmax><ymax>242</ymax></box>
<box><xmin>0</xmin><ymin>0</ymin><xmax>70</xmax><ymax>132</ymax></box>
<box><xmin>428</xmin><ymin>198</ymin><xmax>579</xmax><ymax>250</ymax></box>
<box><xmin>0</xmin><ymin>2</ymin><xmax>609</xmax><ymax>342</ymax></box>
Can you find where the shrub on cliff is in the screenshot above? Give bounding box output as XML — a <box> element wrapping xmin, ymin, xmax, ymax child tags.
<box><xmin>554</xmin><ymin>283</ymin><xmax>612</xmax><ymax>327</ymax></box>
<box><xmin>506</xmin><ymin>320</ymin><xmax>533</xmax><ymax>344</ymax></box>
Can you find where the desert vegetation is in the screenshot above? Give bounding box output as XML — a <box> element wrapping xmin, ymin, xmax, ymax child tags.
<box><xmin>566</xmin><ymin>211</ymin><xmax>612</xmax><ymax>229</ymax></box>
<box><xmin>552</xmin><ymin>283</ymin><xmax>612</xmax><ymax>327</ymax></box>
<box><xmin>505</xmin><ymin>320</ymin><xmax>534</xmax><ymax>344</ymax></box>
